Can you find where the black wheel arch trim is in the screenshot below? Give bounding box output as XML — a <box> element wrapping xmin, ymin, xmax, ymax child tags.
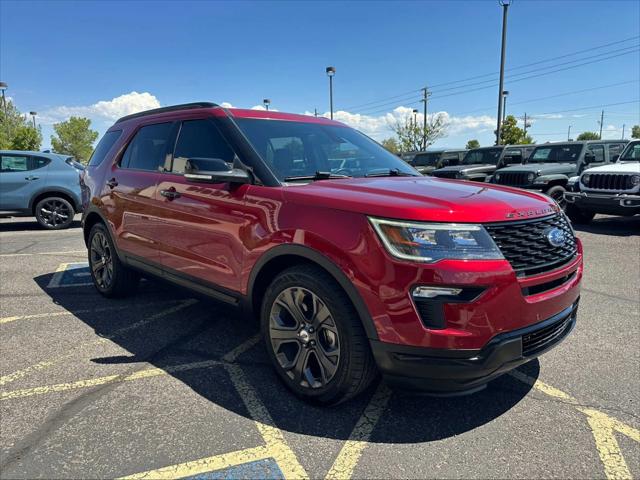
<box><xmin>247</xmin><ymin>244</ymin><xmax>379</xmax><ymax>340</ymax></box>
<box><xmin>29</xmin><ymin>187</ymin><xmax>82</xmax><ymax>212</ymax></box>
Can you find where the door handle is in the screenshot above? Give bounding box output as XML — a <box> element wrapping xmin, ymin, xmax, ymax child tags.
<box><xmin>160</xmin><ymin>188</ymin><xmax>181</xmax><ymax>200</ymax></box>
<box><xmin>106</xmin><ymin>178</ymin><xmax>118</xmax><ymax>189</ymax></box>
<box><xmin>25</xmin><ymin>176</ymin><xmax>39</xmax><ymax>181</ymax></box>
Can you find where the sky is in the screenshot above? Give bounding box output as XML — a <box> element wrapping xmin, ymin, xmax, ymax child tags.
<box><xmin>1</xmin><ymin>0</ymin><xmax>639</xmax><ymax>150</ymax></box>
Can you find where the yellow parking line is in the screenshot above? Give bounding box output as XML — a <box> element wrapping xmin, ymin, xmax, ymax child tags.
<box><xmin>119</xmin><ymin>446</ymin><xmax>271</xmax><ymax>480</ymax></box>
<box><xmin>0</xmin><ymin>299</ymin><xmax>197</xmax><ymax>387</ymax></box>
<box><xmin>325</xmin><ymin>383</ymin><xmax>392</xmax><ymax>480</ymax></box>
<box><xmin>0</xmin><ymin>301</ymin><xmax>178</xmax><ymax>325</ymax></box>
<box><xmin>0</xmin><ymin>250</ymin><xmax>86</xmax><ymax>257</ymax></box>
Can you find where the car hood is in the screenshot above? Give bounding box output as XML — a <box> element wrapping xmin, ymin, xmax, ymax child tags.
<box><xmin>498</xmin><ymin>163</ymin><xmax>576</xmax><ymax>175</ymax></box>
<box><xmin>583</xmin><ymin>162</ymin><xmax>640</xmax><ymax>174</ymax></box>
<box><xmin>282</xmin><ymin>176</ymin><xmax>558</xmax><ymax>223</ymax></box>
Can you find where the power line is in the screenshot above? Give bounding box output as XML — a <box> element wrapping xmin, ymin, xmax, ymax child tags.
<box><xmin>531</xmin><ymin>100</ymin><xmax>639</xmax><ymax>117</ymax></box>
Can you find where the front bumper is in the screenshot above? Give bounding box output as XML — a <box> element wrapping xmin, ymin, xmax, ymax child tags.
<box><xmin>372</xmin><ymin>301</ymin><xmax>578</xmax><ymax>394</ymax></box>
<box><xmin>565</xmin><ymin>191</ymin><xmax>640</xmax><ymax>214</ymax></box>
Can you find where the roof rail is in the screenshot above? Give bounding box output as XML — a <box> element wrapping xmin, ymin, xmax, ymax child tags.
<box><xmin>114</xmin><ymin>102</ymin><xmax>219</xmax><ymax>124</ymax></box>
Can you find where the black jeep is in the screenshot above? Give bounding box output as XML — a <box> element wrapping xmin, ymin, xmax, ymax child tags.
<box><xmin>409</xmin><ymin>149</ymin><xmax>467</xmax><ymax>175</ymax></box>
<box><xmin>432</xmin><ymin>145</ymin><xmax>533</xmax><ymax>182</ymax></box>
<box><xmin>492</xmin><ymin>140</ymin><xmax>627</xmax><ymax>208</ymax></box>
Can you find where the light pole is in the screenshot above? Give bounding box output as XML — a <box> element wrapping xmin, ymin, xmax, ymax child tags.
<box><xmin>598</xmin><ymin>109</ymin><xmax>604</xmax><ymax>140</ymax></box>
<box><xmin>263</xmin><ymin>99</ymin><xmax>270</xmax><ymax>111</ymax></box>
<box><xmin>495</xmin><ymin>0</ymin><xmax>512</xmax><ymax>145</ymax></box>
<box><xmin>326</xmin><ymin>66</ymin><xmax>336</xmax><ymax>120</ymax></box>
<box><xmin>0</xmin><ymin>82</ymin><xmax>7</xmax><ymax>116</ymax></box>
<box><xmin>412</xmin><ymin>109</ymin><xmax>418</xmax><ymax>127</ymax></box>
<box><xmin>29</xmin><ymin>111</ymin><xmax>37</xmax><ymax>129</ymax></box>
<box><xmin>502</xmin><ymin>90</ymin><xmax>509</xmax><ymax>121</ymax></box>
<box><xmin>567</xmin><ymin>125</ymin><xmax>572</xmax><ymax>141</ymax></box>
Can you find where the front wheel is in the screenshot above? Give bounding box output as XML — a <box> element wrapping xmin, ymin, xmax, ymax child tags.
<box><xmin>88</xmin><ymin>223</ymin><xmax>139</xmax><ymax>297</ymax></box>
<box><xmin>545</xmin><ymin>185</ymin><xmax>567</xmax><ymax>211</ymax></box>
<box><xmin>261</xmin><ymin>265</ymin><xmax>377</xmax><ymax>405</ymax></box>
<box><xmin>34</xmin><ymin>196</ymin><xmax>75</xmax><ymax>229</ymax></box>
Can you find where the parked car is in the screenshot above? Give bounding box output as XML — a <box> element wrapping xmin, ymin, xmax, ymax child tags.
<box><xmin>82</xmin><ymin>102</ymin><xmax>582</xmax><ymax>405</ymax></box>
<box><xmin>0</xmin><ymin>150</ymin><xmax>84</xmax><ymax>229</ymax></box>
<box><xmin>563</xmin><ymin>139</ymin><xmax>640</xmax><ymax>223</ymax></box>
<box><xmin>432</xmin><ymin>145</ymin><xmax>533</xmax><ymax>182</ymax></box>
<box><xmin>492</xmin><ymin>140</ymin><xmax>627</xmax><ymax>208</ymax></box>
<box><xmin>410</xmin><ymin>149</ymin><xmax>467</xmax><ymax>175</ymax></box>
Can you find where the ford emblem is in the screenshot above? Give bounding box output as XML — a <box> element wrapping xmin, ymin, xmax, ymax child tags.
<box><xmin>545</xmin><ymin>227</ymin><xmax>566</xmax><ymax>247</ymax></box>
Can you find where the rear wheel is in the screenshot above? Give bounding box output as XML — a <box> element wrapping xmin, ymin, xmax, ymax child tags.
<box><xmin>545</xmin><ymin>185</ymin><xmax>567</xmax><ymax>210</ymax></box>
<box><xmin>566</xmin><ymin>204</ymin><xmax>595</xmax><ymax>224</ymax></box>
<box><xmin>261</xmin><ymin>265</ymin><xmax>377</xmax><ymax>405</ymax></box>
<box><xmin>34</xmin><ymin>196</ymin><xmax>75</xmax><ymax>229</ymax></box>
<box><xmin>88</xmin><ymin>223</ymin><xmax>139</xmax><ymax>297</ymax></box>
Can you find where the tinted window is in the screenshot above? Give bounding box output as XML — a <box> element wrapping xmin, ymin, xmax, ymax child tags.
<box><xmin>587</xmin><ymin>144</ymin><xmax>605</xmax><ymax>162</ymax></box>
<box><xmin>608</xmin><ymin>143</ymin><xmax>625</xmax><ymax>158</ymax></box>
<box><xmin>89</xmin><ymin>130</ymin><xmax>122</xmax><ymax>167</ymax></box>
<box><xmin>412</xmin><ymin>153</ymin><xmax>440</xmax><ymax>167</ymax></box>
<box><xmin>32</xmin><ymin>157</ymin><xmax>51</xmax><ymax>170</ymax></box>
<box><xmin>530</xmin><ymin>144</ymin><xmax>582</xmax><ymax>163</ymax></box>
<box><xmin>171</xmin><ymin>119</ymin><xmax>235</xmax><ymax>174</ymax></box>
<box><xmin>462</xmin><ymin>148</ymin><xmax>503</xmax><ymax>165</ymax></box>
<box><xmin>121</xmin><ymin>123</ymin><xmax>172</xmax><ymax>171</ymax></box>
<box><xmin>1</xmin><ymin>155</ymin><xmax>30</xmax><ymax>172</ymax></box>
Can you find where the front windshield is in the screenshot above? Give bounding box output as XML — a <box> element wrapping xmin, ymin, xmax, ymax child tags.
<box><xmin>412</xmin><ymin>152</ymin><xmax>441</xmax><ymax>167</ymax></box>
<box><xmin>462</xmin><ymin>148</ymin><xmax>502</xmax><ymax>165</ymax></box>
<box><xmin>530</xmin><ymin>144</ymin><xmax>582</xmax><ymax>163</ymax></box>
<box><xmin>235</xmin><ymin>118</ymin><xmax>418</xmax><ymax>181</ymax></box>
<box><xmin>619</xmin><ymin>141</ymin><xmax>640</xmax><ymax>161</ymax></box>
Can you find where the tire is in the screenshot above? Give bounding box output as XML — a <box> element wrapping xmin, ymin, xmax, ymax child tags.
<box><xmin>566</xmin><ymin>204</ymin><xmax>595</xmax><ymax>225</ymax></box>
<box><xmin>34</xmin><ymin>196</ymin><xmax>75</xmax><ymax>229</ymax></box>
<box><xmin>261</xmin><ymin>265</ymin><xmax>378</xmax><ymax>405</ymax></box>
<box><xmin>87</xmin><ymin>223</ymin><xmax>140</xmax><ymax>298</ymax></box>
<box><xmin>545</xmin><ymin>185</ymin><xmax>567</xmax><ymax>211</ymax></box>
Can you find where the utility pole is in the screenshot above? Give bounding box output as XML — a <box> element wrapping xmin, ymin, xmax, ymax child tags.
<box><xmin>568</xmin><ymin>125</ymin><xmax>572</xmax><ymax>141</ymax></box>
<box><xmin>314</xmin><ymin>108</ymin><xmax>318</xmax><ymax>118</ymax></box>
<box><xmin>523</xmin><ymin>112</ymin><xmax>531</xmax><ymax>136</ymax></box>
<box><xmin>598</xmin><ymin>109</ymin><xmax>604</xmax><ymax>139</ymax></box>
<box><xmin>622</xmin><ymin>123</ymin><xmax>625</xmax><ymax>140</ymax></box>
<box><xmin>495</xmin><ymin>1</ymin><xmax>511</xmax><ymax>145</ymax></box>
<box><xmin>420</xmin><ymin>87</ymin><xmax>431</xmax><ymax>150</ymax></box>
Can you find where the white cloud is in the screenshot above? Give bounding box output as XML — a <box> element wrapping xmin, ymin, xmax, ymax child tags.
<box><xmin>40</xmin><ymin>91</ymin><xmax>160</xmax><ymax>124</ymax></box>
<box><xmin>219</xmin><ymin>102</ymin><xmax>234</xmax><ymax>108</ymax></box>
<box><xmin>535</xmin><ymin>113</ymin><xmax>564</xmax><ymax>119</ymax></box>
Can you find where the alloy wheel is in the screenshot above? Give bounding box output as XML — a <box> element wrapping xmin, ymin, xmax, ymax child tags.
<box><xmin>269</xmin><ymin>287</ymin><xmax>340</xmax><ymax>389</ymax></box>
<box><xmin>39</xmin><ymin>199</ymin><xmax>71</xmax><ymax>227</ymax></box>
<box><xmin>90</xmin><ymin>231</ymin><xmax>114</xmax><ymax>289</ymax></box>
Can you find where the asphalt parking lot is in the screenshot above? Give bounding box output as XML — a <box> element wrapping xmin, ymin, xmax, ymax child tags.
<box><xmin>0</xmin><ymin>215</ymin><xmax>638</xmax><ymax>479</ymax></box>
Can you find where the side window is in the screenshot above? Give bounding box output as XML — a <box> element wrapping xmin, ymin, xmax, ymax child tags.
<box><xmin>1</xmin><ymin>155</ymin><xmax>30</xmax><ymax>172</ymax></box>
<box><xmin>608</xmin><ymin>143</ymin><xmax>624</xmax><ymax>159</ymax></box>
<box><xmin>120</xmin><ymin>123</ymin><xmax>173</xmax><ymax>171</ymax></box>
<box><xmin>31</xmin><ymin>157</ymin><xmax>51</xmax><ymax>170</ymax></box>
<box><xmin>587</xmin><ymin>144</ymin><xmax>605</xmax><ymax>163</ymax></box>
<box><xmin>89</xmin><ymin>130</ymin><xmax>122</xmax><ymax>167</ymax></box>
<box><xmin>171</xmin><ymin>119</ymin><xmax>235</xmax><ymax>174</ymax></box>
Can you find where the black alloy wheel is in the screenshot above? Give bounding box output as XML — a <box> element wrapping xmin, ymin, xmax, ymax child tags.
<box><xmin>35</xmin><ymin>197</ymin><xmax>74</xmax><ymax>229</ymax></box>
<box><xmin>89</xmin><ymin>230</ymin><xmax>114</xmax><ymax>290</ymax></box>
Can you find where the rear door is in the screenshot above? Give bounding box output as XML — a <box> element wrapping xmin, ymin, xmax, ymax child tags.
<box><xmin>106</xmin><ymin>122</ymin><xmax>173</xmax><ymax>267</ymax></box>
<box><xmin>0</xmin><ymin>154</ymin><xmax>50</xmax><ymax>211</ymax></box>
<box><xmin>155</xmin><ymin>118</ymin><xmax>249</xmax><ymax>292</ymax></box>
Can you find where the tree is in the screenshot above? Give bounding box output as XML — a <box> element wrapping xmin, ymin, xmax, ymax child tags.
<box><xmin>51</xmin><ymin>117</ymin><xmax>98</xmax><ymax>163</ymax></box>
<box><xmin>499</xmin><ymin>115</ymin><xmax>533</xmax><ymax>145</ymax></box>
<box><xmin>390</xmin><ymin>113</ymin><xmax>448</xmax><ymax>152</ymax></box>
<box><xmin>0</xmin><ymin>99</ymin><xmax>33</xmax><ymax>149</ymax></box>
<box><xmin>576</xmin><ymin>131</ymin><xmax>600</xmax><ymax>141</ymax></box>
<box><xmin>10</xmin><ymin>125</ymin><xmax>42</xmax><ymax>150</ymax></box>
<box><xmin>631</xmin><ymin>125</ymin><xmax>640</xmax><ymax>139</ymax></box>
<box><xmin>466</xmin><ymin>139</ymin><xmax>480</xmax><ymax>149</ymax></box>
<box><xmin>381</xmin><ymin>138</ymin><xmax>399</xmax><ymax>154</ymax></box>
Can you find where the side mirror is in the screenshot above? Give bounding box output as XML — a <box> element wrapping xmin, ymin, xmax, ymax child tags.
<box><xmin>184</xmin><ymin>157</ymin><xmax>251</xmax><ymax>185</ymax></box>
<box><xmin>583</xmin><ymin>153</ymin><xmax>595</xmax><ymax>164</ymax></box>
<box><xmin>612</xmin><ymin>154</ymin><xmax>620</xmax><ymax>162</ymax></box>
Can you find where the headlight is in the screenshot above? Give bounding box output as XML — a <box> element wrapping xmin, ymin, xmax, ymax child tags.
<box><xmin>495</xmin><ymin>173</ymin><xmax>501</xmax><ymax>181</ymax></box>
<box><xmin>369</xmin><ymin>218</ymin><xmax>504</xmax><ymax>262</ymax></box>
<box><xmin>527</xmin><ymin>172</ymin><xmax>535</xmax><ymax>182</ymax></box>
<box><xmin>582</xmin><ymin>174</ymin><xmax>591</xmax><ymax>186</ymax></box>
<box><xmin>631</xmin><ymin>174</ymin><xmax>640</xmax><ymax>187</ymax></box>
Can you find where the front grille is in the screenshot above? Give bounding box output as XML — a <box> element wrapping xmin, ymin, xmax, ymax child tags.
<box><xmin>485</xmin><ymin>214</ymin><xmax>577</xmax><ymax>276</ymax></box>
<box><xmin>433</xmin><ymin>170</ymin><xmax>459</xmax><ymax>179</ymax></box>
<box><xmin>587</xmin><ymin>173</ymin><xmax>634</xmax><ymax>191</ymax></box>
<box><xmin>496</xmin><ymin>171</ymin><xmax>531</xmax><ymax>187</ymax></box>
<box><xmin>522</xmin><ymin>311</ymin><xmax>574</xmax><ymax>356</ymax></box>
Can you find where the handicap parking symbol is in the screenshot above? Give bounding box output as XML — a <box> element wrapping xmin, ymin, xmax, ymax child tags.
<box><xmin>47</xmin><ymin>262</ymin><xmax>93</xmax><ymax>288</ymax></box>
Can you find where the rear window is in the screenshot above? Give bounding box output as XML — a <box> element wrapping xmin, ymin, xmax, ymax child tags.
<box><xmin>88</xmin><ymin>130</ymin><xmax>122</xmax><ymax>167</ymax></box>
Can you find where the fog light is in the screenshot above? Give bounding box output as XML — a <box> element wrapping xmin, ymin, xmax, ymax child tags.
<box><xmin>412</xmin><ymin>286</ymin><xmax>463</xmax><ymax>298</ymax></box>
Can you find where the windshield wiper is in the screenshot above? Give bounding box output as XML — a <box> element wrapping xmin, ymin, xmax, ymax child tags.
<box><xmin>365</xmin><ymin>168</ymin><xmax>418</xmax><ymax>178</ymax></box>
<box><xmin>283</xmin><ymin>171</ymin><xmax>352</xmax><ymax>182</ymax></box>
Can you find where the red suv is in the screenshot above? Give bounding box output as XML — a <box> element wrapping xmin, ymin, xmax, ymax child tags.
<box><xmin>82</xmin><ymin>102</ymin><xmax>582</xmax><ymax>404</ymax></box>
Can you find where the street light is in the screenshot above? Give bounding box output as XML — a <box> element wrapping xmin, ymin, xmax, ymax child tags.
<box><xmin>29</xmin><ymin>111</ymin><xmax>37</xmax><ymax>128</ymax></box>
<box><xmin>495</xmin><ymin>0</ymin><xmax>512</xmax><ymax>145</ymax></box>
<box><xmin>502</xmin><ymin>90</ymin><xmax>509</xmax><ymax>121</ymax></box>
<box><xmin>412</xmin><ymin>109</ymin><xmax>418</xmax><ymax>128</ymax></box>
<box><xmin>263</xmin><ymin>98</ymin><xmax>271</xmax><ymax>111</ymax></box>
<box><xmin>0</xmin><ymin>82</ymin><xmax>7</xmax><ymax>115</ymax></box>
<box><xmin>326</xmin><ymin>66</ymin><xmax>336</xmax><ymax>120</ymax></box>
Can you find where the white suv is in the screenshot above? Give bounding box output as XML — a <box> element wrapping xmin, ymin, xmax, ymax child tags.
<box><xmin>564</xmin><ymin>140</ymin><xmax>640</xmax><ymax>223</ymax></box>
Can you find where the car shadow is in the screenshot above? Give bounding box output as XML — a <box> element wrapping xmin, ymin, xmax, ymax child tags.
<box><xmin>573</xmin><ymin>214</ymin><xmax>639</xmax><ymax>237</ymax></box>
<box><xmin>0</xmin><ymin>218</ymin><xmax>82</xmax><ymax>232</ymax></box>
<box><xmin>34</xmin><ymin>271</ymin><xmax>537</xmax><ymax>444</ymax></box>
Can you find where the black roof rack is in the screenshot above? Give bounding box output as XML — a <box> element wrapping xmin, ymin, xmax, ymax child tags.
<box><xmin>114</xmin><ymin>102</ymin><xmax>219</xmax><ymax>124</ymax></box>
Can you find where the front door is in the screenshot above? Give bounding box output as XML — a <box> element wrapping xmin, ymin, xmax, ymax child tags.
<box><xmin>155</xmin><ymin>118</ymin><xmax>249</xmax><ymax>293</ymax></box>
<box><xmin>0</xmin><ymin>154</ymin><xmax>48</xmax><ymax>211</ymax></box>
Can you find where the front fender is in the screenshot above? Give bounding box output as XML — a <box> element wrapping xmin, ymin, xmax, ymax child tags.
<box><xmin>533</xmin><ymin>174</ymin><xmax>569</xmax><ymax>188</ymax></box>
